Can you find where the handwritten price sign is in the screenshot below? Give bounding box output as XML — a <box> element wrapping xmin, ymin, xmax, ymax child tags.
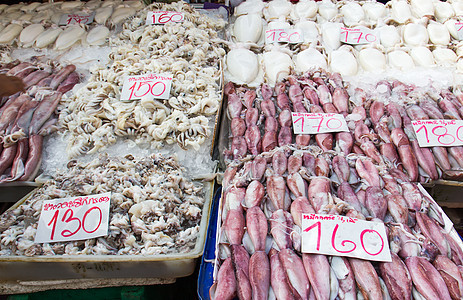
<box><xmin>265</xmin><ymin>29</ymin><xmax>303</xmax><ymax>44</ymax></box>
<box><xmin>58</xmin><ymin>13</ymin><xmax>95</xmax><ymax>25</ymax></box>
<box><xmin>292</xmin><ymin>112</ymin><xmax>349</xmax><ymax>134</ymax></box>
<box><xmin>120</xmin><ymin>73</ymin><xmax>173</xmax><ymax>101</ymax></box>
<box><xmin>455</xmin><ymin>21</ymin><xmax>463</xmax><ymax>40</ymax></box>
<box><xmin>302</xmin><ymin>213</ymin><xmax>391</xmax><ymax>262</ymax></box>
<box><xmin>340</xmin><ymin>27</ymin><xmax>377</xmax><ymax>45</ymax></box>
<box><xmin>35</xmin><ymin>192</ymin><xmax>111</xmax><ymax>243</ymax></box>
<box><xmin>412</xmin><ymin>119</ymin><xmax>463</xmax><ymax>147</ymax></box>
<box><xmin>146</xmin><ymin>11</ymin><xmax>184</xmax><ymax>25</ymax></box>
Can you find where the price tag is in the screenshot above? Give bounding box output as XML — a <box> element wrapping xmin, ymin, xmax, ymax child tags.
<box><xmin>146</xmin><ymin>11</ymin><xmax>184</xmax><ymax>25</ymax></box>
<box><xmin>35</xmin><ymin>192</ymin><xmax>111</xmax><ymax>243</ymax></box>
<box><xmin>265</xmin><ymin>29</ymin><xmax>303</xmax><ymax>44</ymax></box>
<box><xmin>340</xmin><ymin>27</ymin><xmax>377</xmax><ymax>45</ymax></box>
<box><xmin>455</xmin><ymin>21</ymin><xmax>463</xmax><ymax>40</ymax></box>
<box><xmin>302</xmin><ymin>213</ymin><xmax>391</xmax><ymax>262</ymax></box>
<box><xmin>58</xmin><ymin>13</ymin><xmax>95</xmax><ymax>25</ymax></box>
<box><xmin>120</xmin><ymin>73</ymin><xmax>173</xmax><ymax>101</ymax></box>
<box><xmin>292</xmin><ymin>112</ymin><xmax>349</xmax><ymax>134</ymax></box>
<box><xmin>412</xmin><ymin>119</ymin><xmax>463</xmax><ymax>147</ymax></box>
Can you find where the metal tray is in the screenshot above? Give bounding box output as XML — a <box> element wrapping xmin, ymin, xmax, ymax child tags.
<box><xmin>0</xmin><ymin>181</ymin><xmax>214</xmax><ymax>282</ymax></box>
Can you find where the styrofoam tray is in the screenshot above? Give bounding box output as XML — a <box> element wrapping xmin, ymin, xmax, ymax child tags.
<box><xmin>0</xmin><ymin>181</ymin><xmax>214</xmax><ymax>281</ymax></box>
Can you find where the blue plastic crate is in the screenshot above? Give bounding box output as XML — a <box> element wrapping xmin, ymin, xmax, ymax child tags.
<box><xmin>197</xmin><ymin>187</ymin><xmax>221</xmax><ymax>300</ymax></box>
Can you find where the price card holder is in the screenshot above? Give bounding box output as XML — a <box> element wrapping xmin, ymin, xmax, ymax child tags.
<box><xmin>301</xmin><ymin>213</ymin><xmax>392</xmax><ymax>262</ymax></box>
<box><xmin>120</xmin><ymin>73</ymin><xmax>173</xmax><ymax>101</ymax></box>
<box><xmin>340</xmin><ymin>27</ymin><xmax>377</xmax><ymax>45</ymax></box>
<box><xmin>58</xmin><ymin>13</ymin><xmax>95</xmax><ymax>25</ymax></box>
<box><xmin>292</xmin><ymin>112</ymin><xmax>349</xmax><ymax>134</ymax></box>
<box><xmin>35</xmin><ymin>192</ymin><xmax>111</xmax><ymax>243</ymax></box>
<box><xmin>412</xmin><ymin>119</ymin><xmax>463</xmax><ymax>147</ymax></box>
<box><xmin>146</xmin><ymin>11</ymin><xmax>185</xmax><ymax>25</ymax></box>
<box><xmin>455</xmin><ymin>21</ymin><xmax>463</xmax><ymax>40</ymax></box>
<box><xmin>265</xmin><ymin>29</ymin><xmax>303</xmax><ymax>44</ymax></box>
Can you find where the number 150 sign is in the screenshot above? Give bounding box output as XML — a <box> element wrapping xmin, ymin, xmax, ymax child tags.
<box><xmin>121</xmin><ymin>73</ymin><xmax>173</xmax><ymax>101</ymax></box>
<box><xmin>301</xmin><ymin>213</ymin><xmax>391</xmax><ymax>262</ymax></box>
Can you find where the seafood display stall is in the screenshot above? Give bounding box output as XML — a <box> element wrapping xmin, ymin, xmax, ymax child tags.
<box><xmin>2</xmin><ymin>0</ymin><xmax>463</xmax><ymax>298</ymax></box>
<box><xmin>0</xmin><ymin>0</ymin><xmax>228</xmax><ymax>294</ymax></box>
<box><xmin>208</xmin><ymin>0</ymin><xmax>463</xmax><ymax>299</ymax></box>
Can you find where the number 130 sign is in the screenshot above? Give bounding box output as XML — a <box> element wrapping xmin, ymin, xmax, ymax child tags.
<box><xmin>35</xmin><ymin>192</ymin><xmax>111</xmax><ymax>244</ymax></box>
<box><xmin>301</xmin><ymin>213</ymin><xmax>391</xmax><ymax>262</ymax></box>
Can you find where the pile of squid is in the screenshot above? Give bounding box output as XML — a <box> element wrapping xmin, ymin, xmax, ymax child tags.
<box><xmin>211</xmin><ymin>145</ymin><xmax>463</xmax><ymax>299</ymax></box>
<box><xmin>0</xmin><ymin>153</ymin><xmax>206</xmax><ymax>256</ymax></box>
<box><xmin>0</xmin><ymin>0</ymin><xmax>143</xmax><ymax>49</ymax></box>
<box><xmin>224</xmin><ymin>69</ymin><xmax>463</xmax><ymax>182</ymax></box>
<box><xmin>223</xmin><ymin>70</ymin><xmax>351</xmax><ymax>162</ymax></box>
<box><xmin>226</xmin><ymin>0</ymin><xmax>463</xmax><ymax>84</ymax></box>
<box><xmin>0</xmin><ymin>59</ymin><xmax>80</xmax><ymax>183</ymax></box>
<box><xmin>351</xmin><ymin>79</ymin><xmax>463</xmax><ymax>182</ymax></box>
<box><xmin>59</xmin><ymin>1</ymin><xmax>226</xmax><ymax>157</ymax></box>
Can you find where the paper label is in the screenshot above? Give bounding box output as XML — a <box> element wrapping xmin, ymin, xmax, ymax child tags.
<box><xmin>416</xmin><ymin>183</ymin><xmax>454</xmax><ymax>233</ymax></box>
<box><xmin>301</xmin><ymin>213</ymin><xmax>392</xmax><ymax>262</ymax></box>
<box><xmin>265</xmin><ymin>29</ymin><xmax>303</xmax><ymax>44</ymax></box>
<box><xmin>120</xmin><ymin>73</ymin><xmax>173</xmax><ymax>101</ymax></box>
<box><xmin>455</xmin><ymin>21</ymin><xmax>463</xmax><ymax>40</ymax></box>
<box><xmin>412</xmin><ymin>119</ymin><xmax>463</xmax><ymax>147</ymax></box>
<box><xmin>292</xmin><ymin>112</ymin><xmax>349</xmax><ymax>134</ymax></box>
<box><xmin>35</xmin><ymin>192</ymin><xmax>111</xmax><ymax>243</ymax></box>
<box><xmin>340</xmin><ymin>27</ymin><xmax>377</xmax><ymax>45</ymax></box>
<box><xmin>146</xmin><ymin>11</ymin><xmax>184</xmax><ymax>25</ymax></box>
<box><xmin>58</xmin><ymin>13</ymin><xmax>95</xmax><ymax>25</ymax></box>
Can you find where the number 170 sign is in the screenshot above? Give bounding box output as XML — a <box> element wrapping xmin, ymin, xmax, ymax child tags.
<box><xmin>292</xmin><ymin>112</ymin><xmax>349</xmax><ymax>134</ymax></box>
<box><xmin>301</xmin><ymin>213</ymin><xmax>391</xmax><ymax>262</ymax></box>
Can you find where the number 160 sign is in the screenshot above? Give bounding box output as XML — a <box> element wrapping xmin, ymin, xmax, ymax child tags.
<box><xmin>146</xmin><ymin>11</ymin><xmax>184</xmax><ymax>25</ymax></box>
<box><xmin>301</xmin><ymin>213</ymin><xmax>391</xmax><ymax>262</ymax></box>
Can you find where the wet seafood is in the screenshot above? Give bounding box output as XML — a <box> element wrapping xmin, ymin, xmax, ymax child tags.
<box><xmin>213</xmin><ymin>143</ymin><xmax>463</xmax><ymax>300</ymax></box>
<box><xmin>0</xmin><ymin>59</ymin><xmax>80</xmax><ymax>183</ymax></box>
<box><xmin>61</xmin><ymin>1</ymin><xmax>226</xmax><ymax>156</ymax></box>
<box><xmin>0</xmin><ymin>153</ymin><xmax>206</xmax><ymax>256</ymax></box>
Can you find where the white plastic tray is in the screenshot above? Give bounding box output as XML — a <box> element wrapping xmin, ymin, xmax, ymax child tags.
<box><xmin>0</xmin><ymin>181</ymin><xmax>214</xmax><ymax>281</ymax></box>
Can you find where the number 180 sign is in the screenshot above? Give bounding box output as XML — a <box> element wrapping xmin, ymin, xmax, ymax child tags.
<box><xmin>412</xmin><ymin>119</ymin><xmax>463</xmax><ymax>147</ymax></box>
<box><xmin>301</xmin><ymin>213</ymin><xmax>391</xmax><ymax>262</ymax></box>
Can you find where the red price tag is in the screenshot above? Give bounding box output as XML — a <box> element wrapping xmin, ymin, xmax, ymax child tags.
<box><xmin>121</xmin><ymin>73</ymin><xmax>173</xmax><ymax>101</ymax></box>
<box><xmin>35</xmin><ymin>192</ymin><xmax>111</xmax><ymax>243</ymax></box>
<box><xmin>265</xmin><ymin>29</ymin><xmax>303</xmax><ymax>44</ymax></box>
<box><xmin>340</xmin><ymin>27</ymin><xmax>377</xmax><ymax>45</ymax></box>
<box><xmin>301</xmin><ymin>213</ymin><xmax>391</xmax><ymax>262</ymax></box>
<box><xmin>292</xmin><ymin>112</ymin><xmax>349</xmax><ymax>134</ymax></box>
<box><xmin>58</xmin><ymin>13</ymin><xmax>95</xmax><ymax>25</ymax></box>
<box><xmin>412</xmin><ymin>119</ymin><xmax>463</xmax><ymax>147</ymax></box>
<box><xmin>146</xmin><ymin>11</ymin><xmax>184</xmax><ymax>25</ymax></box>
